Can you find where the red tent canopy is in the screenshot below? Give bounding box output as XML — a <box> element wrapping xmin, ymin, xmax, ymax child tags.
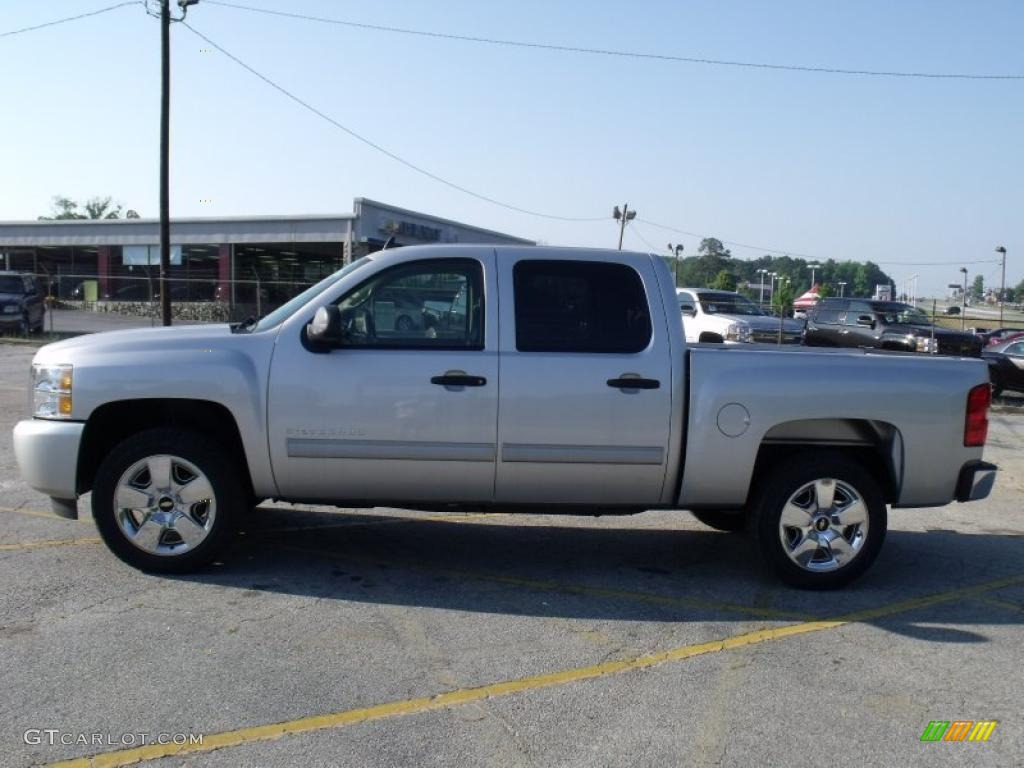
<box><xmin>792</xmin><ymin>283</ymin><xmax>821</xmax><ymax>309</ymax></box>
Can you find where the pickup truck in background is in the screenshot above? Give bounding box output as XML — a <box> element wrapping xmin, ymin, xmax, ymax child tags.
<box><xmin>676</xmin><ymin>288</ymin><xmax>804</xmax><ymax>345</ymax></box>
<box><xmin>13</xmin><ymin>246</ymin><xmax>997</xmax><ymax>589</ymax></box>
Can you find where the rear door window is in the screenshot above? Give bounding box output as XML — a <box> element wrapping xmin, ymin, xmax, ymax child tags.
<box><xmin>514</xmin><ymin>260</ymin><xmax>652</xmax><ymax>353</ymax></box>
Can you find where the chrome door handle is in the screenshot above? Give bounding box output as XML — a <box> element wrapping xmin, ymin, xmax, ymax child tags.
<box><xmin>431</xmin><ymin>374</ymin><xmax>486</xmax><ymax>387</ymax></box>
<box><xmin>607</xmin><ymin>376</ymin><xmax>660</xmax><ymax>390</ymax></box>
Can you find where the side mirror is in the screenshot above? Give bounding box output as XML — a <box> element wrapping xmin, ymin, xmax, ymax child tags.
<box><xmin>680</xmin><ymin>305</ymin><xmax>696</xmax><ymax>317</ymax></box>
<box><xmin>306</xmin><ymin>305</ymin><xmax>344</xmax><ymax>346</ymax></box>
<box><xmin>856</xmin><ymin>315</ymin><xmax>875</xmax><ymax>329</ymax></box>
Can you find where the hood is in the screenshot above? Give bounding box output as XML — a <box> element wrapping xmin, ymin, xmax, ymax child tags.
<box><xmin>0</xmin><ymin>292</ymin><xmax>25</xmax><ymax>301</ymax></box>
<box><xmin>727</xmin><ymin>314</ymin><xmax>804</xmax><ymax>332</ymax></box>
<box><xmin>33</xmin><ymin>324</ymin><xmax>235</xmax><ymax>364</ymax></box>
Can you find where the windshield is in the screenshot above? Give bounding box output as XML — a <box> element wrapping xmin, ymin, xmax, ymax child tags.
<box><xmin>0</xmin><ymin>276</ymin><xmax>24</xmax><ymax>293</ymax></box>
<box><xmin>697</xmin><ymin>292</ymin><xmax>766</xmax><ymax>316</ymax></box>
<box><xmin>875</xmin><ymin>304</ymin><xmax>932</xmax><ymax>326</ymax></box>
<box><xmin>252</xmin><ymin>257</ymin><xmax>372</xmax><ymax>332</ymax></box>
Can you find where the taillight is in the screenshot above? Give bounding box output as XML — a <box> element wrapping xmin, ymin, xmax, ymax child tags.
<box><xmin>964</xmin><ymin>383</ymin><xmax>991</xmax><ymax>447</ymax></box>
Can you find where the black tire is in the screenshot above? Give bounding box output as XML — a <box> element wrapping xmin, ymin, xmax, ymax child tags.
<box><xmin>92</xmin><ymin>428</ymin><xmax>244</xmax><ymax>573</ymax></box>
<box><xmin>752</xmin><ymin>451</ymin><xmax>887</xmax><ymax>589</ymax></box>
<box><xmin>691</xmin><ymin>509</ymin><xmax>747</xmax><ymax>532</ymax></box>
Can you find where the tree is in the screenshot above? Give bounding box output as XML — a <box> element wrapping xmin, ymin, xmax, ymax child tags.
<box><xmin>709</xmin><ymin>269</ymin><xmax>737</xmax><ymax>291</ymax></box>
<box><xmin>971</xmin><ymin>275</ymin><xmax>985</xmax><ymax>302</ymax></box>
<box><xmin>816</xmin><ymin>283</ymin><xmax>833</xmax><ymax>299</ymax></box>
<box><xmin>39</xmin><ymin>195</ymin><xmax>139</xmax><ymax>220</ymax></box>
<box><xmin>772</xmin><ymin>281</ymin><xmax>796</xmax><ymax>315</ymax></box>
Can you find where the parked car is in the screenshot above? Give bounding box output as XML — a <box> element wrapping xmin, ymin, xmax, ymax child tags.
<box><xmin>981</xmin><ymin>327</ymin><xmax>1024</xmax><ymax>346</ymax></box>
<box><xmin>104</xmin><ymin>283</ymin><xmax>153</xmax><ymax>302</ymax></box>
<box><xmin>945</xmin><ymin>306</ymin><xmax>961</xmax><ymax>315</ymax></box>
<box><xmin>804</xmin><ymin>298</ymin><xmax>982</xmax><ymax>356</ymax></box>
<box><xmin>984</xmin><ymin>339</ymin><xmax>1024</xmax><ymax>396</ymax></box>
<box><xmin>13</xmin><ymin>246</ymin><xmax>997</xmax><ymax>589</ymax></box>
<box><xmin>0</xmin><ymin>271</ymin><xmax>45</xmax><ymax>334</ymax></box>
<box><xmin>676</xmin><ymin>288</ymin><xmax>803</xmax><ymax>344</ymax></box>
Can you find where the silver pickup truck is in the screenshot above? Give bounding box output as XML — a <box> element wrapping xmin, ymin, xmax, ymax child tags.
<box><xmin>13</xmin><ymin>246</ymin><xmax>997</xmax><ymax>588</ymax></box>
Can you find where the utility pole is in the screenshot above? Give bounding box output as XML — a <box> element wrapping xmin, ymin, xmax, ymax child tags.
<box><xmin>158</xmin><ymin>0</ymin><xmax>199</xmax><ymax>327</ymax></box>
<box><xmin>996</xmin><ymin>246</ymin><xmax>1007</xmax><ymax>326</ymax></box>
<box><xmin>668</xmin><ymin>243</ymin><xmax>684</xmax><ymax>286</ymax></box>
<box><xmin>613</xmin><ymin>204</ymin><xmax>636</xmax><ymax>250</ymax></box>
<box><xmin>807</xmin><ymin>262</ymin><xmax>821</xmax><ymax>290</ymax></box>
<box><xmin>159</xmin><ymin>0</ymin><xmax>172</xmax><ymax>326</ymax></box>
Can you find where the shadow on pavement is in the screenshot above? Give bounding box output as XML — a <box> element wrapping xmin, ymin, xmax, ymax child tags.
<box><xmin>163</xmin><ymin>506</ymin><xmax>1024</xmax><ymax>643</ymax></box>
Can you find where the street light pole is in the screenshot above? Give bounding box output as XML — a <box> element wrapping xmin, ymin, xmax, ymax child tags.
<box><xmin>996</xmin><ymin>246</ymin><xmax>1007</xmax><ymax>326</ymax></box>
<box><xmin>838</xmin><ymin>281</ymin><xmax>846</xmax><ymax>297</ymax></box>
<box><xmin>668</xmin><ymin>243</ymin><xmax>684</xmax><ymax>286</ymax></box>
<box><xmin>959</xmin><ymin>267</ymin><xmax>968</xmax><ymax>331</ymax></box>
<box><xmin>757</xmin><ymin>268</ymin><xmax>768</xmax><ymax>305</ymax></box>
<box><xmin>807</xmin><ymin>262</ymin><xmax>821</xmax><ymax>290</ymax></box>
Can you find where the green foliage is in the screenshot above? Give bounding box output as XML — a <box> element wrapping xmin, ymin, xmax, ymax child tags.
<box><xmin>772</xmin><ymin>281</ymin><xmax>796</xmax><ymax>314</ymax></box>
<box><xmin>39</xmin><ymin>195</ymin><xmax>138</xmax><ymax>220</ymax></box>
<box><xmin>816</xmin><ymin>283</ymin><xmax>833</xmax><ymax>299</ymax></box>
<box><xmin>709</xmin><ymin>269</ymin><xmax>737</xmax><ymax>291</ymax></box>
<box><xmin>971</xmin><ymin>275</ymin><xmax>985</xmax><ymax>301</ymax></box>
<box><xmin>668</xmin><ymin>243</ymin><xmax>892</xmax><ymax>298</ymax></box>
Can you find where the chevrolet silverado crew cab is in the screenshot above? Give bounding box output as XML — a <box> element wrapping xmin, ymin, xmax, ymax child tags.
<box><xmin>14</xmin><ymin>246</ymin><xmax>997</xmax><ymax>589</ymax></box>
<box><xmin>676</xmin><ymin>288</ymin><xmax>804</xmax><ymax>345</ymax></box>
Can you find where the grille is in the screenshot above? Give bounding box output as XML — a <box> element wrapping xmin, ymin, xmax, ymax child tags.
<box><xmin>752</xmin><ymin>330</ymin><xmax>802</xmax><ymax>344</ymax></box>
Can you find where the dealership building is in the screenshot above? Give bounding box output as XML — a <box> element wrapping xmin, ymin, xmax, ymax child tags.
<box><xmin>0</xmin><ymin>198</ymin><xmax>533</xmax><ymax>316</ymax></box>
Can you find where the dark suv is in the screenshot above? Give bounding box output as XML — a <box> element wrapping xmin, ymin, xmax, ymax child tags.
<box><xmin>0</xmin><ymin>272</ymin><xmax>45</xmax><ymax>335</ymax></box>
<box><xmin>804</xmin><ymin>298</ymin><xmax>982</xmax><ymax>357</ymax></box>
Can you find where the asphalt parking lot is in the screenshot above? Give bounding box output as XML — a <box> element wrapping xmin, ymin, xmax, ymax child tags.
<box><xmin>1</xmin><ymin>342</ymin><xmax>1022</xmax><ymax>767</ymax></box>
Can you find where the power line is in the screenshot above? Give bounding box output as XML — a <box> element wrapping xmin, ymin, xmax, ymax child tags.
<box><xmin>204</xmin><ymin>1</ymin><xmax>1024</xmax><ymax>81</ymax></box>
<box><xmin>181</xmin><ymin>22</ymin><xmax>605</xmax><ymax>222</ymax></box>
<box><xmin>638</xmin><ymin>219</ymin><xmax>817</xmax><ymax>258</ymax></box>
<box><xmin>0</xmin><ymin>1</ymin><xmax>139</xmax><ymax>39</ymax></box>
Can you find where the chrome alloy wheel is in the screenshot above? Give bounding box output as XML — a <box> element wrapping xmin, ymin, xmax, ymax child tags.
<box><xmin>778</xmin><ymin>477</ymin><xmax>869</xmax><ymax>572</ymax></box>
<box><xmin>114</xmin><ymin>454</ymin><xmax>216</xmax><ymax>556</ymax></box>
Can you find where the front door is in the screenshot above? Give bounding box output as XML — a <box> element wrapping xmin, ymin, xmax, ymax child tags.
<box><xmin>267</xmin><ymin>251</ymin><xmax>499</xmax><ymax>503</ymax></box>
<box><xmin>495</xmin><ymin>255</ymin><xmax>673</xmax><ymax>506</ymax></box>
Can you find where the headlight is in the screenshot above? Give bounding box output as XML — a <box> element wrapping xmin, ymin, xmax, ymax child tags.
<box><xmin>915</xmin><ymin>337</ymin><xmax>938</xmax><ymax>354</ymax></box>
<box><xmin>32</xmin><ymin>364</ymin><xmax>73</xmax><ymax>419</ymax></box>
<box><xmin>725</xmin><ymin>322</ymin><xmax>752</xmax><ymax>343</ymax></box>
<box><xmin>2</xmin><ymin>305</ymin><xmax>19</xmax><ymax>314</ymax></box>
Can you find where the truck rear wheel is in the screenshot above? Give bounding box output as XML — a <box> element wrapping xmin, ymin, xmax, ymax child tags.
<box><xmin>752</xmin><ymin>453</ymin><xmax>887</xmax><ymax>589</ymax></box>
<box><xmin>92</xmin><ymin>428</ymin><xmax>243</xmax><ymax>573</ymax></box>
<box><xmin>691</xmin><ymin>510</ymin><xmax>746</xmax><ymax>532</ymax></box>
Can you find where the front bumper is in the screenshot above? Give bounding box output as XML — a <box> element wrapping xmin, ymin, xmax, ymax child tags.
<box><xmin>955</xmin><ymin>461</ymin><xmax>998</xmax><ymax>502</ymax></box>
<box><xmin>12</xmin><ymin>419</ymin><xmax>84</xmax><ymax>503</ymax></box>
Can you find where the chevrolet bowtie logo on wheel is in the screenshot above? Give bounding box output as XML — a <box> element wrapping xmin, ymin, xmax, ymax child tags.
<box><xmin>920</xmin><ymin>720</ymin><xmax>998</xmax><ymax>742</ymax></box>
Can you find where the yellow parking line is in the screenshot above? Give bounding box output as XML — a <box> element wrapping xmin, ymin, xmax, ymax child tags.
<box><xmin>0</xmin><ymin>504</ymin><xmax>89</xmax><ymax>523</ymax></box>
<box><xmin>0</xmin><ymin>537</ymin><xmax>101</xmax><ymax>552</ymax></box>
<box><xmin>281</xmin><ymin>542</ymin><xmax>811</xmax><ymax>621</ymax></box>
<box><xmin>977</xmin><ymin>596</ymin><xmax>1024</xmax><ymax>615</ymax></box>
<box><xmin>47</xmin><ymin>571</ymin><xmax>1024</xmax><ymax>768</ymax></box>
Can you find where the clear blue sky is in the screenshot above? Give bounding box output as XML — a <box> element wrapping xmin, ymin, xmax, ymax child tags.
<box><xmin>1</xmin><ymin>0</ymin><xmax>1020</xmax><ymax>295</ymax></box>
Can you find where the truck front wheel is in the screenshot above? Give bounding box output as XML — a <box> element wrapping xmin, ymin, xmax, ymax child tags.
<box><xmin>92</xmin><ymin>428</ymin><xmax>244</xmax><ymax>573</ymax></box>
<box><xmin>752</xmin><ymin>453</ymin><xmax>887</xmax><ymax>589</ymax></box>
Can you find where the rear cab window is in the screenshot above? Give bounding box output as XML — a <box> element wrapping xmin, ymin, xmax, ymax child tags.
<box><xmin>513</xmin><ymin>260</ymin><xmax>652</xmax><ymax>353</ymax></box>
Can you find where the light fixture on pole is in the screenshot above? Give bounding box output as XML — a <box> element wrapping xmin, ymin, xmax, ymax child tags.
<box><xmin>837</xmin><ymin>280</ymin><xmax>847</xmax><ymax>297</ymax></box>
<box><xmin>996</xmin><ymin>246</ymin><xmax>1007</xmax><ymax>326</ymax></box>
<box><xmin>613</xmin><ymin>204</ymin><xmax>636</xmax><ymax>251</ymax></box>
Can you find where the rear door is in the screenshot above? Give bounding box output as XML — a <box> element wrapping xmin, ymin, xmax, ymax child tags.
<box><xmin>807</xmin><ymin>301</ymin><xmax>847</xmax><ymax>346</ymax></box>
<box><xmin>495</xmin><ymin>254</ymin><xmax>672</xmax><ymax>505</ymax></box>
